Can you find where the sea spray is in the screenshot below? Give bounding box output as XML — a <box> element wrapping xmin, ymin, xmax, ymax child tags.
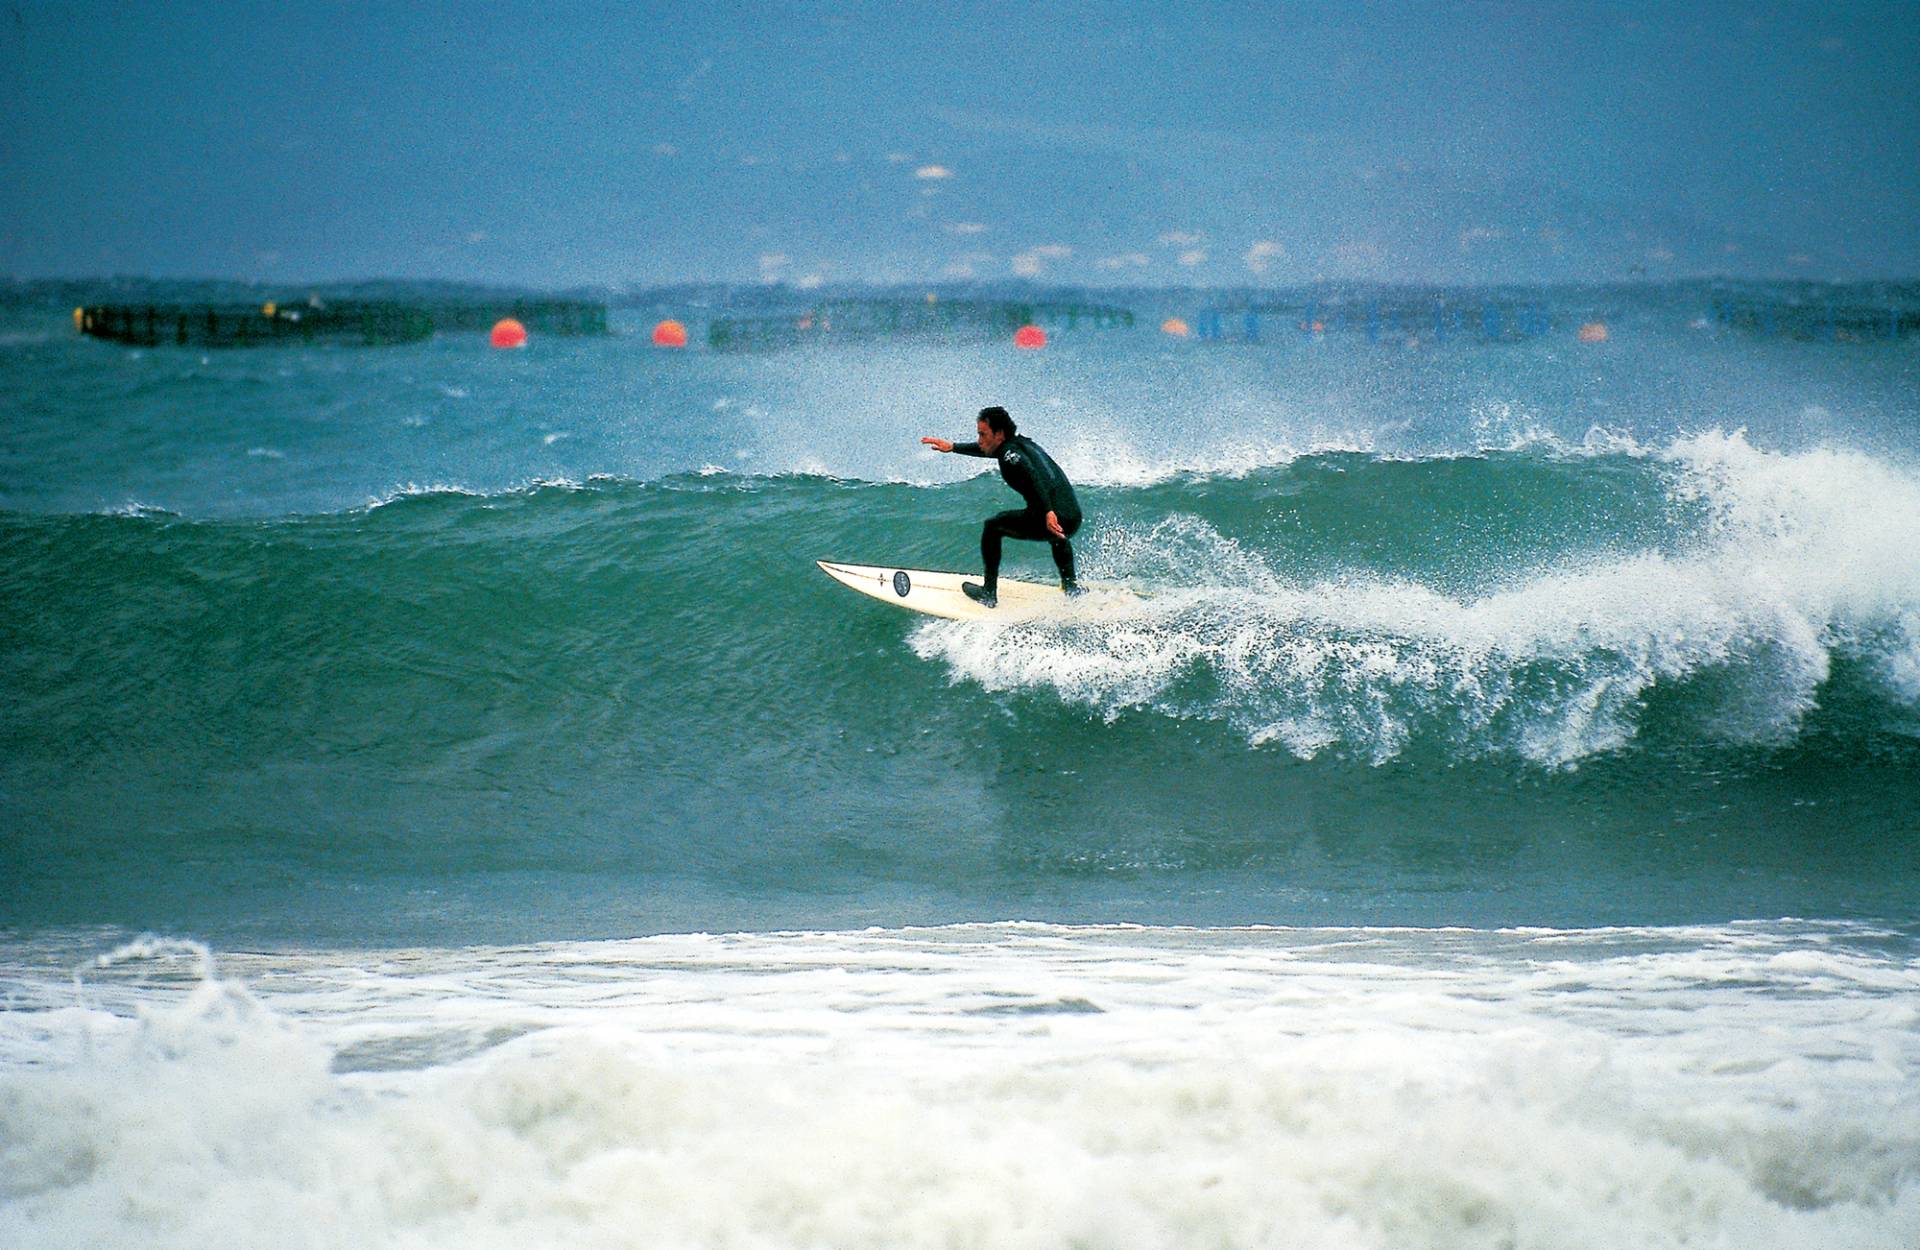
<box><xmin>912</xmin><ymin>431</ymin><xmax>1920</xmax><ymax>764</ymax></box>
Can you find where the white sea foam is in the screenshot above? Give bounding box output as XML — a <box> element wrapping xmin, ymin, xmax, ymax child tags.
<box><xmin>911</xmin><ymin>431</ymin><xmax>1920</xmax><ymax>764</ymax></box>
<box><xmin>1055</xmin><ymin>419</ymin><xmax>1676</xmax><ymax>491</ymax></box>
<box><xmin>1049</xmin><ymin>430</ymin><xmax>1381</xmax><ymax>487</ymax></box>
<box><xmin>363</xmin><ymin>482</ymin><xmax>486</xmax><ymax>510</ymax></box>
<box><xmin>1</xmin><ymin>923</ymin><xmax>1915</xmax><ymax>1249</ymax></box>
<box><xmin>100</xmin><ymin>500</ymin><xmax>178</xmax><ymax>519</ymax></box>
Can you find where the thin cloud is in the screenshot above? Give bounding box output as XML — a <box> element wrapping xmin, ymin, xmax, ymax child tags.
<box><xmin>943</xmin><ymin>222</ymin><xmax>987</xmax><ymax>235</ymax></box>
<box><xmin>914</xmin><ymin>165</ymin><xmax>953</xmax><ymax>179</ymax></box>
<box><xmin>673</xmin><ymin>58</ymin><xmax>714</xmax><ymax>103</ymax></box>
<box><xmin>1177</xmin><ymin>249</ymin><xmax>1206</xmax><ymax>266</ymax></box>
<box><xmin>1244</xmin><ymin>241</ymin><xmax>1283</xmax><ymax>274</ymax></box>
<box><xmin>1095</xmin><ymin>253</ymin><xmax>1151</xmax><ymax>270</ymax></box>
<box><xmin>1159</xmin><ymin>230</ymin><xmax>1204</xmax><ymax>246</ymax></box>
<box><xmin>1011</xmin><ymin>244</ymin><xmax>1072</xmax><ymax>276</ymax></box>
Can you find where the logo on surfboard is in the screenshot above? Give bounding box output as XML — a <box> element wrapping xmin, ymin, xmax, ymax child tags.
<box><xmin>892</xmin><ymin>571</ymin><xmax>911</xmax><ymax>597</ymax></box>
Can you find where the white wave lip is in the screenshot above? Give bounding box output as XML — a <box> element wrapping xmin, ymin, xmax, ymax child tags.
<box><xmin>1</xmin><ymin>924</ymin><xmax>1917</xmax><ymax>1249</ymax></box>
<box><xmin>912</xmin><ymin>430</ymin><xmax>1920</xmax><ymax>764</ymax></box>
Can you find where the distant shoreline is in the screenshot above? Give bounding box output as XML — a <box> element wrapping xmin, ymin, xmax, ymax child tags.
<box><xmin>6</xmin><ymin>273</ymin><xmax>1920</xmax><ymax>312</ymax></box>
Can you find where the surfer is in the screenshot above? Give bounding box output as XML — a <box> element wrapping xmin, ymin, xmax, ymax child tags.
<box><xmin>920</xmin><ymin>406</ymin><xmax>1082</xmax><ymax>608</ymax></box>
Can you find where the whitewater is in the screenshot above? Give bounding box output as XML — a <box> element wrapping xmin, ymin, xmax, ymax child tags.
<box><xmin>4</xmin><ymin>925</ymin><xmax>1918</xmax><ymax>1250</ymax></box>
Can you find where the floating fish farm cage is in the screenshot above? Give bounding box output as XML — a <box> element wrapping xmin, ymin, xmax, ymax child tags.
<box><xmin>1705</xmin><ymin>299</ymin><xmax>1920</xmax><ymax>342</ymax></box>
<box><xmin>76</xmin><ymin>299</ymin><xmax>607</xmax><ymax>348</ymax></box>
<box><xmin>706</xmin><ymin>297</ymin><xmax>1134</xmax><ymax>351</ymax></box>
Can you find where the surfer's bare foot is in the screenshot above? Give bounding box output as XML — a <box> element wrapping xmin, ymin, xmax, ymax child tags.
<box><xmin>962</xmin><ymin>582</ymin><xmax>997</xmax><ymax>608</ymax></box>
<box><xmin>1062</xmin><ymin>580</ymin><xmax>1086</xmax><ymax>597</ymax></box>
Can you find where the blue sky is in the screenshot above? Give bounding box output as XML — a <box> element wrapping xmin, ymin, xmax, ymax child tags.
<box><xmin>3</xmin><ymin>1</ymin><xmax>1915</xmax><ymax>285</ymax></box>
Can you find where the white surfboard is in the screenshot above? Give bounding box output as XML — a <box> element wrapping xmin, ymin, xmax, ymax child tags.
<box><xmin>816</xmin><ymin>560</ymin><xmax>1092</xmax><ymax>621</ymax></box>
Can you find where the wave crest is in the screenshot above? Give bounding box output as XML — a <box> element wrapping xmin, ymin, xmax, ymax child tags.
<box><xmin>912</xmin><ymin>431</ymin><xmax>1920</xmax><ymax>765</ymax></box>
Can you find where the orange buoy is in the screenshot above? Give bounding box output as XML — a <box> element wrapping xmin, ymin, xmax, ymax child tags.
<box><xmin>1577</xmin><ymin>321</ymin><xmax>1609</xmax><ymax>343</ymax></box>
<box><xmin>1013</xmin><ymin>324</ymin><xmax>1046</xmax><ymax>349</ymax></box>
<box><xmin>652</xmin><ymin>319</ymin><xmax>688</xmax><ymax>348</ymax></box>
<box><xmin>490</xmin><ymin>318</ymin><xmax>528</xmax><ymax>349</ymax></box>
<box><xmin>1161</xmin><ymin>318</ymin><xmax>1189</xmax><ymax>337</ymax></box>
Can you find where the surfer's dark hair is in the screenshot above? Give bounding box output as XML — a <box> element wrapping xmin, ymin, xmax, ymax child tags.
<box><xmin>978</xmin><ymin>406</ymin><xmax>1016</xmax><ymax>436</ymax></box>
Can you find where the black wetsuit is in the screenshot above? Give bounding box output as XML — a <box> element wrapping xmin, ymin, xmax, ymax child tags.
<box><xmin>952</xmin><ymin>434</ymin><xmax>1083</xmax><ymax>592</ymax></box>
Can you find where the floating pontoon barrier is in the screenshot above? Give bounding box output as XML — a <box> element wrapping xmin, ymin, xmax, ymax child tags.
<box><xmin>424</xmin><ymin>300</ymin><xmax>608</xmax><ymax>336</ymax></box>
<box><xmin>1705</xmin><ymin>300</ymin><xmax>1920</xmax><ymax>342</ymax></box>
<box><xmin>706</xmin><ymin>298</ymin><xmax>1134</xmax><ymax>351</ymax></box>
<box><xmin>1186</xmin><ymin>299</ymin><xmax>1556</xmax><ymax>345</ymax></box>
<box><xmin>77</xmin><ymin>298</ymin><xmax>607</xmax><ymax>348</ymax></box>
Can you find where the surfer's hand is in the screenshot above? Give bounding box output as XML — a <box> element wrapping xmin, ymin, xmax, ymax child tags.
<box><xmin>1046</xmin><ymin>511</ymin><xmax>1065</xmax><ymax>539</ymax></box>
<box><xmin>921</xmin><ymin>437</ymin><xmax>953</xmax><ymax>453</ymax></box>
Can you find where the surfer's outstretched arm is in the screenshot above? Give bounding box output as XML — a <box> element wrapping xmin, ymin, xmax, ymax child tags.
<box><xmin>921</xmin><ymin>437</ymin><xmax>988</xmax><ymax>457</ymax></box>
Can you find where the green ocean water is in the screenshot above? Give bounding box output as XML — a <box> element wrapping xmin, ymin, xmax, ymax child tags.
<box><xmin>2</xmin><ymin>284</ymin><xmax>1919</xmax><ymax>942</ymax></box>
<box><xmin>6</xmin><ymin>284</ymin><xmax>1920</xmax><ymax>1250</ymax></box>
